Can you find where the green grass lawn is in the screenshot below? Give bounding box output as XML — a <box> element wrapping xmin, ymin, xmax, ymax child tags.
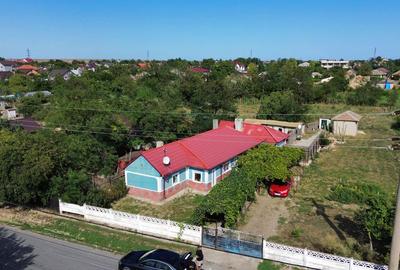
<box><xmin>112</xmin><ymin>193</ymin><xmax>203</xmax><ymax>224</ymax></box>
<box><xmin>273</xmin><ymin>104</ymin><xmax>400</xmax><ymax>263</ymax></box>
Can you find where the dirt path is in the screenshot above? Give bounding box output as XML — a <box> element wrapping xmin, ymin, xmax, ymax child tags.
<box><xmin>239</xmin><ymin>194</ymin><xmax>291</xmax><ymax>239</ymax></box>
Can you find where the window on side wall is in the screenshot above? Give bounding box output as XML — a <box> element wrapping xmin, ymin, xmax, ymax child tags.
<box><xmin>223</xmin><ymin>162</ymin><xmax>229</xmax><ymax>172</ymax></box>
<box><xmin>172</xmin><ymin>174</ymin><xmax>178</xmax><ymax>185</ymax></box>
<box><xmin>194</xmin><ymin>172</ymin><xmax>201</xmax><ymax>182</ymax></box>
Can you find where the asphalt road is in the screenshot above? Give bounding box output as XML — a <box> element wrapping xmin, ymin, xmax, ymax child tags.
<box><xmin>0</xmin><ymin>225</ymin><xmax>119</xmax><ymax>270</ymax></box>
<box><xmin>0</xmin><ymin>225</ymin><xmax>260</xmax><ymax>270</ymax></box>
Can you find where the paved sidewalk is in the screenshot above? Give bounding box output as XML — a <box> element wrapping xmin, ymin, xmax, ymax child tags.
<box><xmin>203</xmin><ymin>248</ymin><xmax>261</xmax><ymax>270</ymax></box>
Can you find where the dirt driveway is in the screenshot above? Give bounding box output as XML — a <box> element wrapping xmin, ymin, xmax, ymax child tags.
<box><xmin>239</xmin><ymin>194</ymin><xmax>291</xmax><ymax>239</ymax></box>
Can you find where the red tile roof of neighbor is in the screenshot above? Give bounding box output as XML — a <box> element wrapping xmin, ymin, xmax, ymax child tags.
<box><xmin>16</xmin><ymin>65</ymin><xmax>38</xmax><ymax>71</ymax></box>
<box><xmin>140</xmin><ymin>121</ymin><xmax>289</xmax><ymax>176</ymax></box>
<box><xmin>191</xmin><ymin>67</ymin><xmax>210</xmax><ymax>73</ymax></box>
<box><xmin>218</xmin><ymin>120</ymin><xmax>289</xmax><ymax>144</ymax></box>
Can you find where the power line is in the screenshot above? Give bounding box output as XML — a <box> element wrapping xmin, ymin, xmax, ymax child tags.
<box><xmin>15</xmin><ymin>104</ymin><xmax>399</xmax><ymax>117</ymax></box>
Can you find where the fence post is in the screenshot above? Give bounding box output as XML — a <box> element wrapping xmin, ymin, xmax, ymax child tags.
<box><xmin>303</xmin><ymin>248</ymin><xmax>308</xmax><ymax>267</ymax></box>
<box><xmin>58</xmin><ymin>199</ymin><xmax>62</xmax><ymax>214</ymax></box>
<box><xmin>82</xmin><ymin>203</ymin><xmax>87</xmax><ymax>219</ymax></box>
<box><xmin>349</xmin><ymin>258</ymin><xmax>353</xmax><ymax>270</ymax></box>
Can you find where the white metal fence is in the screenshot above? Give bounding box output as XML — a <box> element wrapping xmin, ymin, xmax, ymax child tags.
<box><xmin>59</xmin><ymin>199</ymin><xmax>201</xmax><ymax>244</ymax></box>
<box><xmin>59</xmin><ymin>199</ymin><xmax>388</xmax><ymax>270</ymax></box>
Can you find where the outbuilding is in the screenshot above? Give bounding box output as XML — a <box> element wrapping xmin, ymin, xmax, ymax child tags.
<box><xmin>331</xmin><ymin>111</ymin><xmax>362</xmax><ymax>137</ymax></box>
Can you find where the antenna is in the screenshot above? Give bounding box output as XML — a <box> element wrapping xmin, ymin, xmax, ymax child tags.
<box><xmin>26</xmin><ymin>48</ymin><xmax>31</xmax><ymax>58</ymax></box>
<box><xmin>373</xmin><ymin>47</ymin><xmax>377</xmax><ymax>59</ymax></box>
<box><xmin>162</xmin><ymin>148</ymin><xmax>170</xmax><ymax>166</ymax></box>
<box><xmin>250</xmin><ymin>49</ymin><xmax>253</xmax><ymax>58</ymax></box>
<box><xmin>146</xmin><ymin>50</ymin><xmax>149</xmax><ymax>61</ymax></box>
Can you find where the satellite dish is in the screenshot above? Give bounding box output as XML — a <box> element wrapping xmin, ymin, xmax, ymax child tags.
<box><xmin>163</xmin><ymin>156</ymin><xmax>170</xmax><ymax>166</ymax></box>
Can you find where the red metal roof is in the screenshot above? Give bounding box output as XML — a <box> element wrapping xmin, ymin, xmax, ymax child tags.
<box><xmin>16</xmin><ymin>65</ymin><xmax>38</xmax><ymax>71</ymax></box>
<box><xmin>218</xmin><ymin>120</ymin><xmax>289</xmax><ymax>144</ymax></box>
<box><xmin>191</xmin><ymin>67</ymin><xmax>210</xmax><ymax>73</ymax></box>
<box><xmin>141</xmin><ymin>127</ymin><xmax>263</xmax><ymax>176</ymax></box>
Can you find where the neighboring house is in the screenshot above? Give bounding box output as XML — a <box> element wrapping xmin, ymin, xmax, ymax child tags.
<box><xmin>0</xmin><ymin>101</ymin><xmax>7</xmax><ymax>110</ymax></box>
<box><xmin>2</xmin><ymin>108</ymin><xmax>17</xmax><ymax>120</ymax></box>
<box><xmin>298</xmin><ymin>62</ymin><xmax>310</xmax><ymax>68</ymax></box>
<box><xmin>24</xmin><ymin>91</ymin><xmax>52</xmax><ymax>97</ymax></box>
<box><xmin>371</xmin><ymin>67</ymin><xmax>389</xmax><ymax>78</ymax></box>
<box><xmin>376</xmin><ymin>79</ymin><xmax>398</xmax><ymax>90</ymax></box>
<box><xmin>391</xmin><ymin>70</ymin><xmax>400</xmax><ymax>80</ymax></box>
<box><xmin>71</xmin><ymin>67</ymin><xmax>84</xmax><ymax>77</ymax></box>
<box><xmin>316</xmin><ymin>76</ymin><xmax>334</xmax><ymax>84</ymax></box>
<box><xmin>9</xmin><ymin>117</ymin><xmax>41</xmax><ymax>133</ymax></box>
<box><xmin>0</xmin><ymin>71</ymin><xmax>13</xmax><ymax>81</ymax></box>
<box><xmin>48</xmin><ymin>68</ymin><xmax>73</xmax><ymax>81</ymax></box>
<box><xmin>86</xmin><ymin>61</ymin><xmax>97</xmax><ymax>72</ymax></box>
<box><xmin>320</xmin><ymin>59</ymin><xmax>350</xmax><ymax>69</ymax></box>
<box><xmin>345</xmin><ymin>69</ymin><xmax>357</xmax><ymax>79</ymax></box>
<box><xmin>16</xmin><ymin>65</ymin><xmax>39</xmax><ymax>75</ymax></box>
<box><xmin>125</xmin><ymin>119</ymin><xmax>288</xmax><ymax>202</ymax></box>
<box><xmin>17</xmin><ymin>58</ymin><xmax>33</xmax><ymax>64</ymax></box>
<box><xmin>234</xmin><ymin>62</ymin><xmax>247</xmax><ymax>74</ymax></box>
<box><xmin>0</xmin><ymin>60</ymin><xmax>17</xmax><ymax>72</ymax></box>
<box><xmin>137</xmin><ymin>62</ymin><xmax>150</xmax><ymax>70</ymax></box>
<box><xmin>349</xmin><ymin>75</ymin><xmax>370</xmax><ymax>89</ymax></box>
<box><xmin>331</xmin><ymin>111</ymin><xmax>362</xmax><ymax>137</ymax></box>
<box><xmin>311</xmin><ymin>72</ymin><xmax>323</xmax><ymax>78</ymax></box>
<box><xmin>191</xmin><ymin>67</ymin><xmax>210</xmax><ymax>74</ymax></box>
<box><xmin>243</xmin><ymin>118</ymin><xmax>305</xmax><ymax>136</ymax></box>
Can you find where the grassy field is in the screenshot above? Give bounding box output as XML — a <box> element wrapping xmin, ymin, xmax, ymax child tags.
<box><xmin>0</xmin><ymin>207</ymin><xmax>193</xmax><ymax>254</ymax></box>
<box><xmin>271</xmin><ymin>104</ymin><xmax>400</xmax><ymax>263</ymax></box>
<box><xmin>112</xmin><ymin>193</ymin><xmax>203</xmax><ymax>224</ymax></box>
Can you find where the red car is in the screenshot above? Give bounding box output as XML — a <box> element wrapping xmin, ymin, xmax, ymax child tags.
<box><xmin>268</xmin><ymin>177</ymin><xmax>293</xmax><ymax>198</ymax></box>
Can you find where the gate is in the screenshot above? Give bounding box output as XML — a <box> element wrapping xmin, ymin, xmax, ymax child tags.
<box><xmin>202</xmin><ymin>227</ymin><xmax>263</xmax><ymax>258</ymax></box>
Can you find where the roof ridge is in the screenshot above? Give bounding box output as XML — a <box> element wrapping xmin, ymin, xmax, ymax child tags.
<box><xmin>177</xmin><ymin>141</ymin><xmax>208</xmax><ymax>169</ymax></box>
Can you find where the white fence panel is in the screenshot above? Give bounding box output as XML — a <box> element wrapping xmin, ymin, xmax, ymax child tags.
<box><xmin>263</xmin><ymin>241</ymin><xmax>387</xmax><ymax>270</ymax></box>
<box><xmin>58</xmin><ymin>199</ymin><xmax>202</xmax><ymax>245</ymax></box>
<box><xmin>58</xmin><ymin>200</ymin><xmax>85</xmax><ymax>216</ymax></box>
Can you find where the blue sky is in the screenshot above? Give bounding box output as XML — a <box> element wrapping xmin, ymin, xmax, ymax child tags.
<box><xmin>1</xmin><ymin>0</ymin><xmax>399</xmax><ymax>60</ymax></box>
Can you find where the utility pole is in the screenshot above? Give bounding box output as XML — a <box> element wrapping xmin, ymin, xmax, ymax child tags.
<box><xmin>390</xmin><ymin>135</ymin><xmax>400</xmax><ymax>270</ymax></box>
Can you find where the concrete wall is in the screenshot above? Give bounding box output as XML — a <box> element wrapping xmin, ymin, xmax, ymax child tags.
<box><xmin>333</xmin><ymin>121</ymin><xmax>358</xmax><ymax>136</ymax></box>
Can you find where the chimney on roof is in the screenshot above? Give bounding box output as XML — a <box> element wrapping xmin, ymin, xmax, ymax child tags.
<box><xmin>156</xmin><ymin>141</ymin><xmax>164</xmax><ymax>148</ymax></box>
<box><xmin>212</xmin><ymin>119</ymin><xmax>219</xmax><ymax>129</ymax></box>
<box><xmin>234</xmin><ymin>118</ymin><xmax>244</xmax><ymax>131</ymax></box>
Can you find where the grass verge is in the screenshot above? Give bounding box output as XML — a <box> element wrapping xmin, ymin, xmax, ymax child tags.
<box><xmin>0</xmin><ymin>208</ymin><xmax>193</xmax><ymax>255</ymax></box>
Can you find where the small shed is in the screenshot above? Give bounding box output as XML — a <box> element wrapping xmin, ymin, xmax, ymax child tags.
<box><xmin>331</xmin><ymin>111</ymin><xmax>362</xmax><ymax>137</ymax></box>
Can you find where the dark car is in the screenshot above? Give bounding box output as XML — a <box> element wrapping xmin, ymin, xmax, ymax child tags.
<box><xmin>268</xmin><ymin>177</ymin><xmax>293</xmax><ymax>198</ymax></box>
<box><xmin>118</xmin><ymin>249</ymin><xmax>195</xmax><ymax>270</ymax></box>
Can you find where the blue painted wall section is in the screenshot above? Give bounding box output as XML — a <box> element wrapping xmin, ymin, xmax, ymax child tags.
<box><xmin>126</xmin><ymin>156</ymin><xmax>161</xmax><ymax>177</ymax></box>
<box><xmin>126</xmin><ymin>172</ymin><xmax>159</xmax><ymax>191</ymax></box>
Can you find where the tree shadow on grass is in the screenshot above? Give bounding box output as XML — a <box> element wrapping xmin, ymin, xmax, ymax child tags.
<box><xmin>0</xmin><ymin>227</ymin><xmax>36</xmax><ymax>270</ymax></box>
<box><xmin>334</xmin><ymin>214</ymin><xmax>366</xmax><ymax>244</ymax></box>
<box><xmin>311</xmin><ymin>199</ymin><xmax>346</xmax><ymax>241</ymax></box>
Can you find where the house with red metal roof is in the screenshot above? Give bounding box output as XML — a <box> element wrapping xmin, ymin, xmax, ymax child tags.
<box><xmin>124</xmin><ymin>119</ymin><xmax>289</xmax><ymax>202</ymax></box>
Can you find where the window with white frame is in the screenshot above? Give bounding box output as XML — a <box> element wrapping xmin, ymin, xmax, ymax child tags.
<box><xmin>172</xmin><ymin>173</ymin><xmax>179</xmax><ymax>185</ymax></box>
<box><xmin>223</xmin><ymin>162</ymin><xmax>229</xmax><ymax>172</ymax></box>
<box><xmin>194</xmin><ymin>172</ymin><xmax>202</xmax><ymax>182</ymax></box>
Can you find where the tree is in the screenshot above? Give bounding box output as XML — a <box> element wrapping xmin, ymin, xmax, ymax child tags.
<box><xmin>355</xmin><ymin>195</ymin><xmax>394</xmax><ymax>252</ymax></box>
<box><xmin>257</xmin><ymin>91</ymin><xmax>307</xmax><ymax>122</ymax></box>
<box><xmin>347</xmin><ymin>84</ymin><xmax>382</xmax><ymax>106</ymax></box>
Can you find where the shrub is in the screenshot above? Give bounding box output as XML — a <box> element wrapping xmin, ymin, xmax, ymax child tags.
<box><xmin>291</xmin><ymin>227</ymin><xmax>303</xmax><ymax>238</ymax></box>
<box><xmin>258</xmin><ymin>260</ymin><xmax>282</xmax><ymax>270</ymax></box>
<box><xmin>327</xmin><ymin>182</ymin><xmax>384</xmax><ymax>205</ymax></box>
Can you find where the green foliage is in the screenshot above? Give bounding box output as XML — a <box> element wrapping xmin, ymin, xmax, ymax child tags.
<box><xmin>291</xmin><ymin>227</ymin><xmax>303</xmax><ymax>238</ymax></box>
<box><xmin>347</xmin><ymin>84</ymin><xmax>383</xmax><ymax>106</ymax></box>
<box><xmin>258</xmin><ymin>260</ymin><xmax>282</xmax><ymax>270</ymax></box>
<box><xmin>327</xmin><ymin>181</ymin><xmax>385</xmax><ymax>205</ymax></box>
<box><xmin>192</xmin><ymin>145</ymin><xmax>303</xmax><ymax>227</ymax></box>
<box><xmin>257</xmin><ymin>91</ymin><xmax>307</xmax><ymax>122</ymax></box>
<box><xmin>17</xmin><ymin>93</ymin><xmax>49</xmax><ymax>116</ymax></box>
<box><xmin>355</xmin><ymin>195</ymin><xmax>394</xmax><ymax>249</ymax></box>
